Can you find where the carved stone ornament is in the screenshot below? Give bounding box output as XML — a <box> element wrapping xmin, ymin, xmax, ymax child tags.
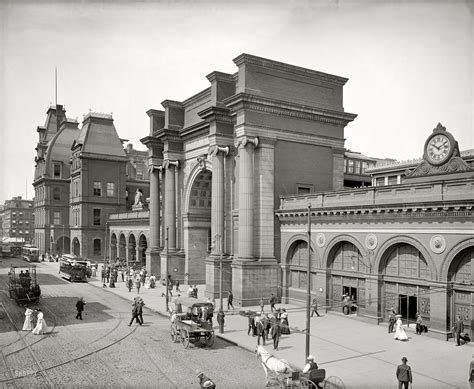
<box><xmin>365</xmin><ymin>234</ymin><xmax>378</xmax><ymax>250</ymax></box>
<box><xmin>316</xmin><ymin>233</ymin><xmax>326</xmax><ymax>248</ymax></box>
<box><xmin>405</xmin><ymin>157</ymin><xmax>471</xmax><ymax>177</ymax></box>
<box><xmin>208</xmin><ymin>145</ymin><xmax>230</xmax><ymax>158</ymax></box>
<box><xmin>162</xmin><ymin>160</ymin><xmax>179</xmax><ymax>170</ymax></box>
<box><xmin>430</xmin><ymin>235</ymin><xmax>446</xmax><ymax>254</ymax></box>
<box><xmin>237</xmin><ymin>136</ymin><xmax>259</xmax><ymax>149</ymax></box>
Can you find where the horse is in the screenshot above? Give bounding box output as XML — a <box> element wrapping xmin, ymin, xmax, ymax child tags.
<box><xmin>256</xmin><ymin>345</ymin><xmax>292</xmax><ymax>386</ymax></box>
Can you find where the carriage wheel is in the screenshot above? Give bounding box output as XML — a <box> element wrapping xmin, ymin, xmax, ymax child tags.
<box><xmin>323</xmin><ymin>376</ymin><xmax>345</xmax><ymax>389</ymax></box>
<box><xmin>180</xmin><ymin>328</ymin><xmax>190</xmax><ymax>348</ymax></box>
<box><xmin>170</xmin><ymin>326</ymin><xmax>177</xmax><ymax>342</ymax></box>
<box><xmin>206</xmin><ymin>332</ymin><xmax>215</xmax><ymax>347</ymax></box>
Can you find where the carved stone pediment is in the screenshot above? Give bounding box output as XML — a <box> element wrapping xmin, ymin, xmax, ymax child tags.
<box><xmin>406</xmin><ymin>156</ymin><xmax>471</xmax><ymax>177</ymax></box>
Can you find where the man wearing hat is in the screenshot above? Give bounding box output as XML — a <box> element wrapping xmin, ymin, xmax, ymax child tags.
<box><xmin>396</xmin><ymin>357</ymin><xmax>412</xmax><ymax>389</ymax></box>
<box><xmin>196</xmin><ymin>369</ymin><xmax>216</xmax><ymax>388</ymax></box>
<box><xmin>302</xmin><ymin>355</ymin><xmax>318</xmax><ymax>374</ymax></box>
<box><xmin>302</xmin><ymin>355</ymin><xmax>324</xmax><ymax>388</ymax></box>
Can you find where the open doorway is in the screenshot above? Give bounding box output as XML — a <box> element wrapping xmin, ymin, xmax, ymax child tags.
<box><xmin>399</xmin><ymin>295</ymin><xmax>417</xmax><ymax>321</ymax></box>
<box><xmin>343</xmin><ymin>286</ymin><xmax>358</xmax><ymax>313</ymax></box>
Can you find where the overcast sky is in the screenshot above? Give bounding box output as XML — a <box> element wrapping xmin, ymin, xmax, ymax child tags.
<box><xmin>0</xmin><ymin>0</ymin><xmax>473</xmax><ymax>204</ymax></box>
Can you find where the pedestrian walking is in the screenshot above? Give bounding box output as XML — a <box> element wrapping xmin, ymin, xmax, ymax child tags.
<box><xmin>75</xmin><ymin>297</ymin><xmax>86</xmax><ymax>320</ymax></box>
<box><xmin>388</xmin><ymin>306</ymin><xmax>396</xmax><ymax>333</ymax></box>
<box><xmin>271</xmin><ymin>320</ymin><xmax>281</xmax><ymax>351</ymax></box>
<box><xmin>248</xmin><ymin>313</ymin><xmax>256</xmax><ymax>336</ymax></box>
<box><xmin>453</xmin><ymin>314</ymin><xmax>464</xmax><ymax>346</ymax></box>
<box><xmin>269</xmin><ymin>294</ymin><xmax>277</xmax><ymax>313</ymax></box>
<box><xmin>280</xmin><ymin>308</ymin><xmax>290</xmax><ymax>335</ymax></box>
<box><xmin>415</xmin><ymin>312</ymin><xmax>423</xmax><ymax>335</ymax></box>
<box><xmin>127</xmin><ymin>277</ymin><xmax>133</xmax><ymax>292</ymax></box>
<box><xmin>259</xmin><ymin>298</ymin><xmax>265</xmax><ymax>313</ymax></box>
<box><xmin>136</xmin><ymin>297</ymin><xmax>145</xmax><ymax>324</ymax></box>
<box><xmin>22</xmin><ymin>305</ymin><xmax>34</xmax><ymax>331</ymax></box>
<box><xmin>128</xmin><ymin>300</ymin><xmax>142</xmax><ymax>326</ymax></box>
<box><xmin>394</xmin><ymin>315</ymin><xmax>408</xmax><ymax>341</ymax></box>
<box><xmin>175</xmin><ymin>279</ymin><xmax>180</xmax><ymax>292</ymax></box>
<box><xmin>193</xmin><ymin>285</ymin><xmax>198</xmax><ymax>299</ymax></box>
<box><xmin>227</xmin><ymin>290</ymin><xmax>234</xmax><ymax>310</ymax></box>
<box><xmin>396</xmin><ymin>357</ymin><xmax>412</xmax><ymax>389</ymax></box>
<box><xmin>256</xmin><ymin>314</ymin><xmax>266</xmax><ymax>346</ymax></box>
<box><xmin>32</xmin><ymin>309</ymin><xmax>49</xmax><ymax>335</ymax></box>
<box><xmin>135</xmin><ymin>278</ymin><xmax>141</xmax><ymax>294</ymax></box>
<box><xmin>311</xmin><ymin>297</ymin><xmax>320</xmax><ymax>317</ymax></box>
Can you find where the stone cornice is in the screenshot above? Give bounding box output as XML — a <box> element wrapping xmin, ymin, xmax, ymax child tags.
<box><xmin>161</xmin><ymin>100</ymin><xmax>183</xmax><ymax>109</ymax></box>
<box><xmin>233</xmin><ymin>53</ymin><xmax>349</xmax><ymax>85</ymax></box>
<box><xmin>146</xmin><ymin>109</ymin><xmax>165</xmax><ymax>118</ymax></box>
<box><xmin>77</xmin><ymin>151</ymin><xmax>128</xmax><ymax>162</ymax></box>
<box><xmin>197</xmin><ymin>106</ymin><xmax>233</xmax><ymax>124</ymax></box>
<box><xmin>223</xmin><ymin>93</ymin><xmax>357</xmax><ymax>126</ymax></box>
<box><xmin>206</xmin><ymin>71</ymin><xmax>235</xmax><ymax>84</ymax></box>
<box><xmin>182</xmin><ymin>88</ymin><xmax>211</xmax><ymax>107</ymax></box>
<box><xmin>276</xmin><ymin>202</ymin><xmax>473</xmax><ymax>221</ymax></box>
<box><xmin>140</xmin><ymin>135</ymin><xmax>164</xmax><ymax>149</ymax></box>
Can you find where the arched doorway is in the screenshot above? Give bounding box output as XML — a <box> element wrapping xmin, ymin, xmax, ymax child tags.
<box><xmin>72</xmin><ymin>238</ymin><xmax>80</xmax><ymax>256</ymax></box>
<box><xmin>184</xmin><ymin>169</ymin><xmax>212</xmax><ymax>283</ymax></box>
<box><xmin>138</xmin><ymin>235</ymin><xmax>147</xmax><ymax>268</ymax></box>
<box><xmin>286</xmin><ymin>240</ymin><xmax>316</xmax><ymax>301</ymax></box>
<box><xmin>328</xmin><ymin>242</ymin><xmax>366</xmax><ymax>312</ymax></box>
<box><xmin>128</xmin><ymin>234</ymin><xmax>137</xmax><ymax>265</ymax></box>
<box><xmin>380</xmin><ymin>244</ymin><xmax>431</xmax><ymax>323</ymax></box>
<box><xmin>119</xmin><ymin>234</ymin><xmax>126</xmax><ymax>262</ymax></box>
<box><xmin>110</xmin><ymin>234</ymin><xmax>117</xmax><ymax>260</ymax></box>
<box><xmin>57</xmin><ymin>236</ymin><xmax>70</xmax><ymax>255</ymax></box>
<box><xmin>448</xmin><ymin>246</ymin><xmax>474</xmax><ymax>335</ymax></box>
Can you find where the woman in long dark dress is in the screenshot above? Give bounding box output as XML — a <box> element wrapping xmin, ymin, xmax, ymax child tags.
<box><xmin>280</xmin><ymin>308</ymin><xmax>290</xmax><ymax>335</ymax></box>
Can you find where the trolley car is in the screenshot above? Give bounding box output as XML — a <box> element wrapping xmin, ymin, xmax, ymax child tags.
<box><xmin>59</xmin><ymin>254</ymin><xmax>88</xmax><ymax>282</ymax></box>
<box><xmin>8</xmin><ymin>264</ymin><xmax>41</xmax><ymax>304</ymax></box>
<box><xmin>22</xmin><ymin>244</ymin><xmax>40</xmax><ymax>262</ymax></box>
<box><xmin>170</xmin><ymin>297</ymin><xmax>215</xmax><ymax>348</ymax></box>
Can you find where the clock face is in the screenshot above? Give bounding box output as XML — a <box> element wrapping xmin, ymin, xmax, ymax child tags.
<box><xmin>426</xmin><ymin>134</ymin><xmax>451</xmax><ymax>165</ymax></box>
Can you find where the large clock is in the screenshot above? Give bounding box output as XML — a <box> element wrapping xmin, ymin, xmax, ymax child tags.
<box><xmin>424</xmin><ymin>126</ymin><xmax>455</xmax><ymax>166</ymax></box>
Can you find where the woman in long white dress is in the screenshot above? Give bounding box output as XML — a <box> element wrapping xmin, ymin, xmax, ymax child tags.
<box><xmin>22</xmin><ymin>306</ymin><xmax>34</xmax><ymax>331</ymax></box>
<box><xmin>32</xmin><ymin>309</ymin><xmax>48</xmax><ymax>335</ymax></box>
<box><xmin>393</xmin><ymin>315</ymin><xmax>408</xmax><ymax>341</ymax></box>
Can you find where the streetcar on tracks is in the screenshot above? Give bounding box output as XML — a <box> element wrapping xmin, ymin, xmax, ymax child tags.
<box><xmin>170</xmin><ymin>297</ymin><xmax>215</xmax><ymax>348</ymax></box>
<box><xmin>59</xmin><ymin>254</ymin><xmax>88</xmax><ymax>282</ymax></box>
<box><xmin>8</xmin><ymin>264</ymin><xmax>41</xmax><ymax>304</ymax></box>
<box><xmin>22</xmin><ymin>244</ymin><xmax>40</xmax><ymax>262</ymax></box>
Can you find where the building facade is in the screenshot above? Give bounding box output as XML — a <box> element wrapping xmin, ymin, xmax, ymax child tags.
<box><xmin>1</xmin><ymin>197</ymin><xmax>35</xmax><ymax>243</ymax></box>
<box><xmin>33</xmin><ymin>105</ymin><xmax>150</xmax><ymax>261</ymax></box>
<box><xmin>277</xmin><ymin>124</ymin><xmax>474</xmax><ymax>339</ymax></box>
<box><xmin>139</xmin><ymin>54</ymin><xmax>357</xmax><ymax>305</ymax></box>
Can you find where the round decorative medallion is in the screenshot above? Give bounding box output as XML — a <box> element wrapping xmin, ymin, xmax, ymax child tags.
<box><xmin>316</xmin><ymin>233</ymin><xmax>326</xmax><ymax>248</ymax></box>
<box><xmin>365</xmin><ymin>234</ymin><xmax>378</xmax><ymax>250</ymax></box>
<box><xmin>430</xmin><ymin>235</ymin><xmax>446</xmax><ymax>254</ymax></box>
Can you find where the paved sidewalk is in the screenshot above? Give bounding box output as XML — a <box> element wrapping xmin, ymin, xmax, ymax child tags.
<box><xmin>40</xmin><ymin>262</ymin><xmax>472</xmax><ymax>388</ymax></box>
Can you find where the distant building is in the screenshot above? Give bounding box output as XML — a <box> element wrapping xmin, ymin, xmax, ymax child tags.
<box><xmin>343</xmin><ymin>150</ymin><xmax>395</xmax><ymax>188</ymax></box>
<box><xmin>33</xmin><ymin>105</ymin><xmax>149</xmax><ymax>260</ymax></box>
<box><xmin>1</xmin><ymin>196</ymin><xmax>34</xmax><ymax>243</ymax></box>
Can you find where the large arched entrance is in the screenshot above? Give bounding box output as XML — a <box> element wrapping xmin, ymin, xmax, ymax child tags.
<box><xmin>57</xmin><ymin>236</ymin><xmax>70</xmax><ymax>255</ymax></box>
<box><xmin>328</xmin><ymin>241</ymin><xmax>367</xmax><ymax>312</ymax></box>
<box><xmin>138</xmin><ymin>235</ymin><xmax>147</xmax><ymax>268</ymax></box>
<box><xmin>110</xmin><ymin>234</ymin><xmax>117</xmax><ymax>260</ymax></box>
<box><xmin>286</xmin><ymin>239</ymin><xmax>316</xmax><ymax>301</ymax></box>
<box><xmin>447</xmin><ymin>246</ymin><xmax>474</xmax><ymax>334</ymax></box>
<box><xmin>128</xmin><ymin>234</ymin><xmax>137</xmax><ymax>265</ymax></box>
<box><xmin>72</xmin><ymin>238</ymin><xmax>80</xmax><ymax>256</ymax></box>
<box><xmin>379</xmin><ymin>243</ymin><xmax>431</xmax><ymax>323</ymax></box>
<box><xmin>184</xmin><ymin>169</ymin><xmax>212</xmax><ymax>283</ymax></box>
<box><xmin>119</xmin><ymin>234</ymin><xmax>126</xmax><ymax>262</ymax></box>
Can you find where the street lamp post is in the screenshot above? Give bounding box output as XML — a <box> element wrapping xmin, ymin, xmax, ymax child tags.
<box><xmin>165</xmin><ymin>226</ymin><xmax>169</xmax><ymax>313</ymax></box>
<box><xmin>305</xmin><ymin>204</ymin><xmax>312</xmax><ymax>363</ymax></box>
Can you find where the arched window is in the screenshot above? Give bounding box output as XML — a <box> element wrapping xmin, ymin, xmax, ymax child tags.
<box><xmin>385</xmin><ymin>244</ymin><xmax>430</xmax><ymax>279</ymax></box>
<box><xmin>93</xmin><ymin>239</ymin><xmax>101</xmax><ymax>256</ymax></box>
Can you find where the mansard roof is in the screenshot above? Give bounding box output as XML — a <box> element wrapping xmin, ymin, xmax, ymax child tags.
<box><xmin>74</xmin><ymin>112</ymin><xmax>126</xmax><ymax>158</ymax></box>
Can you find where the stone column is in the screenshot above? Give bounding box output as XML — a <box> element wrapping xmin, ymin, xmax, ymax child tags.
<box><xmin>163</xmin><ymin>160</ymin><xmax>179</xmax><ymax>250</ymax></box>
<box><xmin>237</xmin><ymin>136</ymin><xmax>259</xmax><ymax>261</ymax></box>
<box><xmin>209</xmin><ymin>145</ymin><xmax>229</xmax><ymax>254</ymax></box>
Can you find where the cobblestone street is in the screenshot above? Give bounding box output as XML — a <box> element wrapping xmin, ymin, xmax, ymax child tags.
<box><xmin>0</xmin><ymin>257</ymin><xmax>264</xmax><ymax>388</ymax></box>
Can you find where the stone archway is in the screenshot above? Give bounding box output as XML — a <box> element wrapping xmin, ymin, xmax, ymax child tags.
<box><xmin>110</xmin><ymin>234</ymin><xmax>117</xmax><ymax>260</ymax></box>
<box><xmin>183</xmin><ymin>168</ymin><xmax>212</xmax><ymax>284</ymax></box>
<box><xmin>57</xmin><ymin>236</ymin><xmax>70</xmax><ymax>255</ymax></box>
<box><xmin>447</xmin><ymin>245</ymin><xmax>474</xmax><ymax>335</ymax></box>
<box><xmin>72</xmin><ymin>238</ymin><xmax>80</xmax><ymax>256</ymax></box>
<box><xmin>119</xmin><ymin>234</ymin><xmax>126</xmax><ymax>262</ymax></box>
<box><xmin>128</xmin><ymin>234</ymin><xmax>137</xmax><ymax>264</ymax></box>
<box><xmin>138</xmin><ymin>235</ymin><xmax>147</xmax><ymax>268</ymax></box>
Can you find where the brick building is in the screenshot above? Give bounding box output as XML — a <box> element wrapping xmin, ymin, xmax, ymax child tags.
<box><xmin>1</xmin><ymin>196</ymin><xmax>35</xmax><ymax>243</ymax></box>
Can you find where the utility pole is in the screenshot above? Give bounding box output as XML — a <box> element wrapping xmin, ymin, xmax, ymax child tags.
<box><xmin>165</xmin><ymin>226</ymin><xmax>169</xmax><ymax>313</ymax></box>
<box><xmin>305</xmin><ymin>203</ymin><xmax>312</xmax><ymax>363</ymax></box>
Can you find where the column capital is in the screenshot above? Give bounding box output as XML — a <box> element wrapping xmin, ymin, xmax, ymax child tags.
<box><xmin>208</xmin><ymin>145</ymin><xmax>230</xmax><ymax>158</ymax></box>
<box><xmin>162</xmin><ymin>160</ymin><xmax>180</xmax><ymax>170</ymax></box>
<box><xmin>236</xmin><ymin>136</ymin><xmax>259</xmax><ymax>150</ymax></box>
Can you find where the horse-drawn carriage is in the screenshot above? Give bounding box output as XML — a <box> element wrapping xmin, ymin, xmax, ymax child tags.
<box><xmin>8</xmin><ymin>264</ymin><xmax>41</xmax><ymax>304</ymax></box>
<box><xmin>170</xmin><ymin>297</ymin><xmax>215</xmax><ymax>349</ymax></box>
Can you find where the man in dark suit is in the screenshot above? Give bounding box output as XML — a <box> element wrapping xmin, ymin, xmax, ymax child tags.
<box><xmin>388</xmin><ymin>307</ymin><xmax>396</xmax><ymax>333</ymax></box>
<box><xmin>454</xmin><ymin>315</ymin><xmax>465</xmax><ymax>346</ymax></box>
<box><xmin>271</xmin><ymin>320</ymin><xmax>281</xmax><ymax>351</ymax></box>
<box><xmin>75</xmin><ymin>297</ymin><xmax>86</xmax><ymax>320</ymax></box>
<box><xmin>396</xmin><ymin>357</ymin><xmax>412</xmax><ymax>389</ymax></box>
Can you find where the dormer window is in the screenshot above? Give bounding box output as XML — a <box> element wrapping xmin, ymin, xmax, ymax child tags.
<box><xmin>53</xmin><ymin>162</ymin><xmax>62</xmax><ymax>178</ymax></box>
